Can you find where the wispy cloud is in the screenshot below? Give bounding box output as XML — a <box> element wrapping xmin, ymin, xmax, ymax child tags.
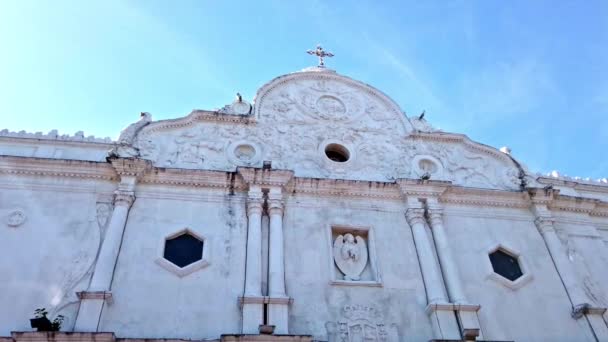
<box><xmin>453</xmin><ymin>58</ymin><xmax>558</xmax><ymax>130</ymax></box>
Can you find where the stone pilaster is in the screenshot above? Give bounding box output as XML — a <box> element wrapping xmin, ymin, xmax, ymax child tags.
<box><xmin>406</xmin><ymin>204</ymin><xmax>460</xmax><ymax>340</ymax></box>
<box><xmin>529</xmin><ymin>189</ymin><xmax>608</xmax><ymax>340</ymax></box>
<box><xmin>267</xmin><ymin>187</ymin><xmax>289</xmax><ymax>334</ymax></box>
<box><xmin>74</xmin><ymin>158</ymin><xmax>148</xmax><ymax>332</ymax></box>
<box><xmin>242</xmin><ymin>187</ymin><xmax>264</xmax><ymax>333</ymax></box>
<box><xmin>427</xmin><ymin>203</ymin><xmax>482</xmax><ymax>340</ymax></box>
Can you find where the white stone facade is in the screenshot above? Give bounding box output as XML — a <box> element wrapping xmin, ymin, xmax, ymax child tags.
<box><xmin>1</xmin><ymin>67</ymin><xmax>608</xmax><ymax>342</ymax></box>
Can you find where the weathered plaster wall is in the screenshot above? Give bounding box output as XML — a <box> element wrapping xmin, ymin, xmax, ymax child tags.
<box><xmin>443</xmin><ymin>205</ymin><xmax>597</xmax><ymax>341</ymax></box>
<box><xmin>98</xmin><ymin>185</ymin><xmax>247</xmax><ymax>339</ymax></box>
<box><xmin>0</xmin><ymin>175</ymin><xmax>116</xmax><ymax>335</ymax></box>
<box><xmin>0</xmin><ymin>138</ymin><xmax>111</xmax><ymax>162</ymax></box>
<box><xmin>283</xmin><ymin>194</ymin><xmax>432</xmax><ymax>341</ymax></box>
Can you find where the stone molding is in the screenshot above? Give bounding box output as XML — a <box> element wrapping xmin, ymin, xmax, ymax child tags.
<box><xmin>425</xmin><ymin>303</ymin><xmax>481</xmax><ymax>315</ymax></box>
<box><xmin>109</xmin><ymin>158</ymin><xmax>151</xmax><ymax>178</ymax></box>
<box><xmin>5</xmin><ymin>332</ymin><xmax>311</xmax><ymax>342</ymax></box>
<box><xmin>0</xmin><ymin>156</ymin><xmax>116</xmax><ymax>181</ymax></box>
<box><xmin>140</xmin><ymin>168</ymin><xmax>246</xmax><ymax>190</ymax></box>
<box><xmin>0</xmin><ymin>129</ymin><xmax>113</xmax><ymax>144</ymax></box>
<box><xmin>239</xmin><ymin>296</ymin><xmax>293</xmax><ymax>305</ymax></box>
<box><xmin>138</xmin><ymin>109</ymin><xmax>256</xmax><ymax>135</ymax></box>
<box><xmin>76</xmin><ymin>290</ymin><xmax>113</xmax><ymax>304</ymax></box>
<box><xmin>2</xmin><ymin>156</ymin><xmax>606</xmax><ymax>215</ymax></box>
<box><xmin>410</xmin><ymin>132</ymin><xmax>518</xmax><ymax>167</ymax></box>
<box><xmin>237</xmin><ymin>168</ymin><xmax>294</xmax><ymax>188</ymax></box>
<box><xmin>221</xmin><ymin>335</ymin><xmax>312</xmax><ymax>342</ymax></box>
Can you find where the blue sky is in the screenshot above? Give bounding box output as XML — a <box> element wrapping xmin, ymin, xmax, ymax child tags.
<box><xmin>0</xmin><ymin>1</ymin><xmax>607</xmax><ymax>179</ymax></box>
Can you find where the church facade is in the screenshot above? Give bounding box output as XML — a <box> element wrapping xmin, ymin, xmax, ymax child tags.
<box><xmin>1</xmin><ymin>61</ymin><xmax>608</xmax><ymax>342</ymax></box>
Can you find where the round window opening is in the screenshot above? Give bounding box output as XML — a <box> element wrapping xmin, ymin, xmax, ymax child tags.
<box><xmin>325</xmin><ymin>143</ymin><xmax>350</xmax><ymax>163</ymax></box>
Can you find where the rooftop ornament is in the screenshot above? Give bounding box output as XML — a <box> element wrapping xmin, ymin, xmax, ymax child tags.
<box><xmin>307</xmin><ymin>44</ymin><xmax>334</xmax><ymax>68</ymax></box>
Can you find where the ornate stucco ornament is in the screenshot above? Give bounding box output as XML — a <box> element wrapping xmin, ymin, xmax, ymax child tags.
<box><xmin>218</xmin><ymin>92</ymin><xmax>252</xmax><ymax>115</ymax></box>
<box><xmin>107</xmin><ymin>112</ymin><xmax>152</xmax><ymax>159</ymax></box>
<box><xmin>6</xmin><ymin>209</ymin><xmax>26</xmax><ymax>227</ymax></box>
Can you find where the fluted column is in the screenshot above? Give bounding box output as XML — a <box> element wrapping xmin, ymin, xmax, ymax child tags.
<box><xmin>244</xmin><ymin>188</ymin><xmax>264</xmax><ymax>297</ymax></box>
<box><xmin>427</xmin><ymin>208</ymin><xmax>467</xmax><ymax>304</ymax></box>
<box><xmin>267</xmin><ymin>187</ymin><xmax>289</xmax><ymax>334</ymax></box>
<box><xmin>406</xmin><ymin>208</ymin><xmax>447</xmax><ymax>304</ymax></box>
<box><xmin>74</xmin><ymin>189</ymin><xmax>135</xmax><ymax>332</ymax></box>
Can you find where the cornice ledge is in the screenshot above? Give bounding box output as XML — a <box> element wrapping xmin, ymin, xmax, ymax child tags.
<box><xmin>0</xmin><ymin>155</ymin><xmax>116</xmax><ymax>181</ymax></box>
<box><xmin>441</xmin><ymin>187</ymin><xmax>529</xmax><ymax>208</ymax></box>
<box><xmin>591</xmin><ymin>202</ymin><xmax>608</xmax><ymax>217</ymax></box>
<box><xmin>141</xmin><ymin>168</ymin><xmax>246</xmax><ymax>190</ymax></box>
<box><xmin>293</xmin><ymin>178</ymin><xmax>401</xmax><ymax>200</ymax></box>
<box><xmin>139</xmin><ymin>109</ymin><xmax>256</xmax><ymax>135</ymax></box>
<box><xmin>109</xmin><ymin>157</ymin><xmax>152</xmax><ymax>178</ymax></box>
<box><xmin>548</xmin><ymin>194</ymin><xmax>600</xmax><ymax>214</ymax></box>
<box><xmin>537</xmin><ymin>175</ymin><xmax>608</xmax><ymax>191</ymax></box>
<box><xmin>527</xmin><ymin>187</ymin><xmax>560</xmax><ymax>205</ymax></box>
<box><xmin>396</xmin><ymin>178</ymin><xmax>451</xmax><ymax>198</ymax></box>
<box><xmin>10</xmin><ymin>332</ymin><xmax>116</xmax><ymax>342</ymax></box>
<box><xmin>237</xmin><ymin>167</ymin><xmax>294</xmax><ymax>188</ymax></box>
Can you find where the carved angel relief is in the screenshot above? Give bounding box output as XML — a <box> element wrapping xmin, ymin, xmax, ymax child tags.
<box><xmin>334</xmin><ymin>233</ymin><xmax>368</xmax><ymax>281</ymax></box>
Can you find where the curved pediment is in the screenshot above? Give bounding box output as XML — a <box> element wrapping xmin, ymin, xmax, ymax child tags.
<box><xmin>116</xmin><ymin>69</ymin><xmax>523</xmax><ymax>191</ymax></box>
<box><xmin>254</xmin><ymin>68</ymin><xmax>413</xmax><ymax>135</ymax></box>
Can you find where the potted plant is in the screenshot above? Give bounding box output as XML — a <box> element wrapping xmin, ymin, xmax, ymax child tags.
<box><xmin>30</xmin><ymin>308</ymin><xmax>64</xmax><ymax>332</ymax></box>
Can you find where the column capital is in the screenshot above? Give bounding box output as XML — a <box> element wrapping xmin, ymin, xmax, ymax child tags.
<box><xmin>427</xmin><ymin>209</ymin><xmax>444</xmax><ymax>228</ymax></box>
<box><xmin>406</xmin><ymin>208</ymin><xmax>426</xmax><ymax>226</ymax></box>
<box><xmin>114</xmin><ymin>191</ymin><xmax>135</xmax><ymax>208</ymax></box>
<box><xmin>268</xmin><ymin>198</ymin><xmax>284</xmax><ymax>216</ymax></box>
<box><xmin>534</xmin><ymin>216</ymin><xmax>555</xmax><ymax>233</ymax></box>
<box><xmin>246</xmin><ymin>197</ymin><xmax>263</xmax><ymax>216</ymax></box>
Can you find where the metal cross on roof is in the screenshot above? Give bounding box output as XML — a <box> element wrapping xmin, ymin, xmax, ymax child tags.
<box><xmin>307</xmin><ymin>45</ymin><xmax>334</xmax><ymax>67</ymax></box>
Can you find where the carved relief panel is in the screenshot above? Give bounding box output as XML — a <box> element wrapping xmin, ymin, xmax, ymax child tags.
<box><xmin>326</xmin><ymin>305</ymin><xmax>400</xmax><ymax>341</ymax></box>
<box><xmin>129</xmin><ymin>71</ymin><xmax>522</xmax><ymax>190</ymax></box>
<box><xmin>329</xmin><ymin>226</ymin><xmax>381</xmax><ymax>285</ymax></box>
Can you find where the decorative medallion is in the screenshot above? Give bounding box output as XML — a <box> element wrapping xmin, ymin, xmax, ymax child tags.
<box><xmin>227</xmin><ymin>140</ymin><xmax>262</xmax><ymax>166</ymax></box>
<box><xmin>317</xmin><ymin>95</ymin><xmax>346</xmax><ymax>117</ymax></box>
<box><xmin>6</xmin><ymin>209</ymin><xmax>26</xmax><ymax>227</ymax></box>
<box><xmin>234</xmin><ymin>144</ymin><xmax>256</xmax><ymax>162</ymax></box>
